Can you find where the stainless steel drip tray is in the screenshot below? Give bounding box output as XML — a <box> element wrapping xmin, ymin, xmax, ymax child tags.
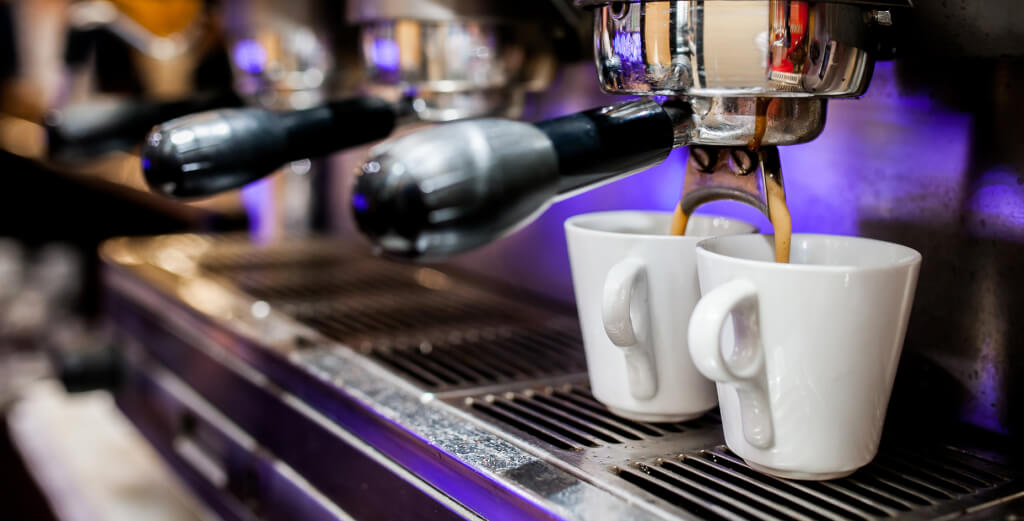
<box><xmin>447</xmin><ymin>383</ymin><xmax>1023</xmax><ymax>521</ymax></box>
<box><xmin>102</xmin><ymin>234</ymin><xmax>1024</xmax><ymax>521</ymax></box>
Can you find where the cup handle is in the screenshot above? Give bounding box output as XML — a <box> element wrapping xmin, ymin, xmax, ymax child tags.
<box><xmin>602</xmin><ymin>258</ymin><xmax>657</xmax><ymax>400</ymax></box>
<box><xmin>688</xmin><ymin>279</ymin><xmax>774</xmax><ymax>448</ymax></box>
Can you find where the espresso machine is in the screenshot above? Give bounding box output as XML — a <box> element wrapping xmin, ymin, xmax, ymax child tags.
<box><xmin>97</xmin><ymin>1</ymin><xmax>1024</xmax><ymax>520</ymax></box>
<box><xmin>139</xmin><ymin>0</ymin><xmax>572</xmax><ymax>238</ymax></box>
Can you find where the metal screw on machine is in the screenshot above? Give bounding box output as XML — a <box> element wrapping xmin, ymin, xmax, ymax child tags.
<box><xmin>869</xmin><ymin>9</ymin><xmax>894</xmax><ymax>26</ymax></box>
<box><xmin>690</xmin><ymin>147</ymin><xmax>717</xmax><ymax>173</ymax></box>
<box><xmin>728</xmin><ymin>148</ymin><xmax>759</xmax><ymax>176</ymax></box>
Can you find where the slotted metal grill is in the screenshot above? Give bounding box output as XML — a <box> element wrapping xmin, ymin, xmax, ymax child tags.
<box><xmin>617</xmin><ymin>446</ymin><xmax>1014</xmax><ymax>521</ymax></box>
<box><xmin>197</xmin><ymin>242</ymin><xmax>540</xmax><ymax>335</ymax></box>
<box><xmin>191</xmin><ymin>239</ymin><xmax>588</xmax><ymax>392</ymax></box>
<box><xmin>370</xmin><ymin>326</ymin><xmax>587</xmax><ymax>392</ymax></box>
<box><xmin>283</xmin><ymin>290</ymin><xmax>530</xmax><ymax>342</ymax></box>
<box><xmin>198</xmin><ymin>240</ymin><xmax>352</xmax><ymax>272</ymax></box>
<box><xmin>465</xmin><ymin>384</ymin><xmax>718</xmax><ymax>451</ymax></box>
<box><xmin>210</xmin><ymin>262</ymin><xmax>421</xmax><ymax>301</ymax></box>
<box><xmin>458</xmin><ymin>384</ymin><xmax>1021</xmax><ymax>520</ymax></box>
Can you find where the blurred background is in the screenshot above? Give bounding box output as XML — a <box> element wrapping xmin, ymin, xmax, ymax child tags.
<box><xmin>0</xmin><ymin>1</ymin><xmax>241</xmax><ymax>519</ymax></box>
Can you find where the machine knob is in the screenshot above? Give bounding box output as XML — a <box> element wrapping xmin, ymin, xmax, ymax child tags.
<box><xmin>142</xmin><ymin>97</ymin><xmax>397</xmax><ymax>198</ymax></box>
<box><xmin>352</xmin><ymin>100</ymin><xmax>678</xmax><ymax>259</ymax></box>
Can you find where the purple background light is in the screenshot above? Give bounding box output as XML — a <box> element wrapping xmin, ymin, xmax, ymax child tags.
<box><xmin>232</xmin><ymin>39</ymin><xmax>267</xmax><ymax>75</ymax></box>
<box><xmin>965</xmin><ymin>168</ymin><xmax>1024</xmax><ymax>241</ymax></box>
<box><xmin>612</xmin><ymin>31</ymin><xmax>643</xmax><ymax>65</ymax></box>
<box><xmin>241</xmin><ymin>177</ymin><xmax>276</xmax><ymax>244</ymax></box>
<box><xmin>369</xmin><ymin>37</ymin><xmax>401</xmax><ymax>73</ymax></box>
<box><xmin>352</xmin><ymin>192</ymin><xmax>369</xmax><ymax>213</ymax></box>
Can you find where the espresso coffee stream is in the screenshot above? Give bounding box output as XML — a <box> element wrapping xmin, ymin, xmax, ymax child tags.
<box><xmin>669</xmin><ymin>182</ymin><xmax>791</xmax><ymax>263</ymax></box>
<box><xmin>765</xmin><ymin>176</ymin><xmax>791</xmax><ymax>264</ymax></box>
<box><xmin>670</xmin><ymin>202</ymin><xmax>689</xmax><ymax>236</ymax></box>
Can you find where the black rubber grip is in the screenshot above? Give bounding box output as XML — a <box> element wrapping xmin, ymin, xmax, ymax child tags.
<box><xmin>142</xmin><ymin>96</ymin><xmax>397</xmax><ymax>199</ymax></box>
<box><xmin>536</xmin><ymin>100</ymin><xmax>676</xmax><ymax>193</ymax></box>
<box><xmin>279</xmin><ymin>97</ymin><xmax>398</xmax><ymax>160</ymax></box>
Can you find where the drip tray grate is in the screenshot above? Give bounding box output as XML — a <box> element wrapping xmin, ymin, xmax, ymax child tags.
<box><xmin>202</xmin><ymin>254</ymin><xmax>352</xmax><ymax>273</ymax></box>
<box><xmin>463</xmin><ymin>384</ymin><xmax>721</xmax><ymax>451</ymax></box>
<box><xmin>210</xmin><ymin>264</ymin><xmax>427</xmax><ymax>301</ymax></box>
<box><xmin>197</xmin><ymin>239</ymin><xmax>354</xmax><ymax>272</ymax></box>
<box><xmin>369</xmin><ymin>327</ymin><xmax>586</xmax><ymax>392</ymax></box>
<box><xmin>456</xmin><ymin>384</ymin><xmax>1021</xmax><ymax>520</ymax></box>
<box><xmin>193</xmin><ymin>241</ymin><xmax>588</xmax><ymax>392</ymax></box>
<box><xmin>618</xmin><ymin>446</ymin><xmax>1014</xmax><ymax>521</ymax></box>
<box><xmin>284</xmin><ymin>291</ymin><xmax>524</xmax><ymax>340</ymax></box>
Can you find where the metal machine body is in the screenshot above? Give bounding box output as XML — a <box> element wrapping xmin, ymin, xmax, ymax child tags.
<box><xmin>221</xmin><ymin>0</ymin><xmax>344</xmax><ymax>111</ymax></box>
<box><xmin>589</xmin><ymin>0</ymin><xmax>884</xmax><ymax>98</ymax></box>
<box><xmin>104</xmin><ymin>234</ymin><xmax>1024</xmax><ymax>521</ymax></box>
<box><xmin>347</xmin><ymin>0</ymin><xmax>554</xmax><ymax>122</ymax></box>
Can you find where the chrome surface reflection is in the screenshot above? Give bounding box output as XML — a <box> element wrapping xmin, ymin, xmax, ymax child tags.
<box><xmin>360</xmin><ymin>20</ymin><xmax>529</xmax><ymax>120</ymax></box>
<box><xmin>222</xmin><ymin>0</ymin><xmax>335</xmax><ymax>109</ymax></box>
<box><xmin>593</xmin><ymin>1</ymin><xmax>877</xmax><ymax>97</ymax></box>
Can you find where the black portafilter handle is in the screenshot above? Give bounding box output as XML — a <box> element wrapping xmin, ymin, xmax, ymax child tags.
<box><xmin>352</xmin><ymin>99</ymin><xmax>682</xmax><ymax>260</ymax></box>
<box><xmin>45</xmin><ymin>91</ymin><xmax>244</xmax><ymax>161</ymax></box>
<box><xmin>142</xmin><ymin>96</ymin><xmax>397</xmax><ymax>199</ymax></box>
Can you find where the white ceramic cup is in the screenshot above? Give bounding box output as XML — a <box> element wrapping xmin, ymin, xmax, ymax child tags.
<box><xmin>565</xmin><ymin>211</ymin><xmax>756</xmax><ymax>422</ymax></box>
<box><xmin>689</xmin><ymin>234</ymin><xmax>921</xmax><ymax>480</ymax></box>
